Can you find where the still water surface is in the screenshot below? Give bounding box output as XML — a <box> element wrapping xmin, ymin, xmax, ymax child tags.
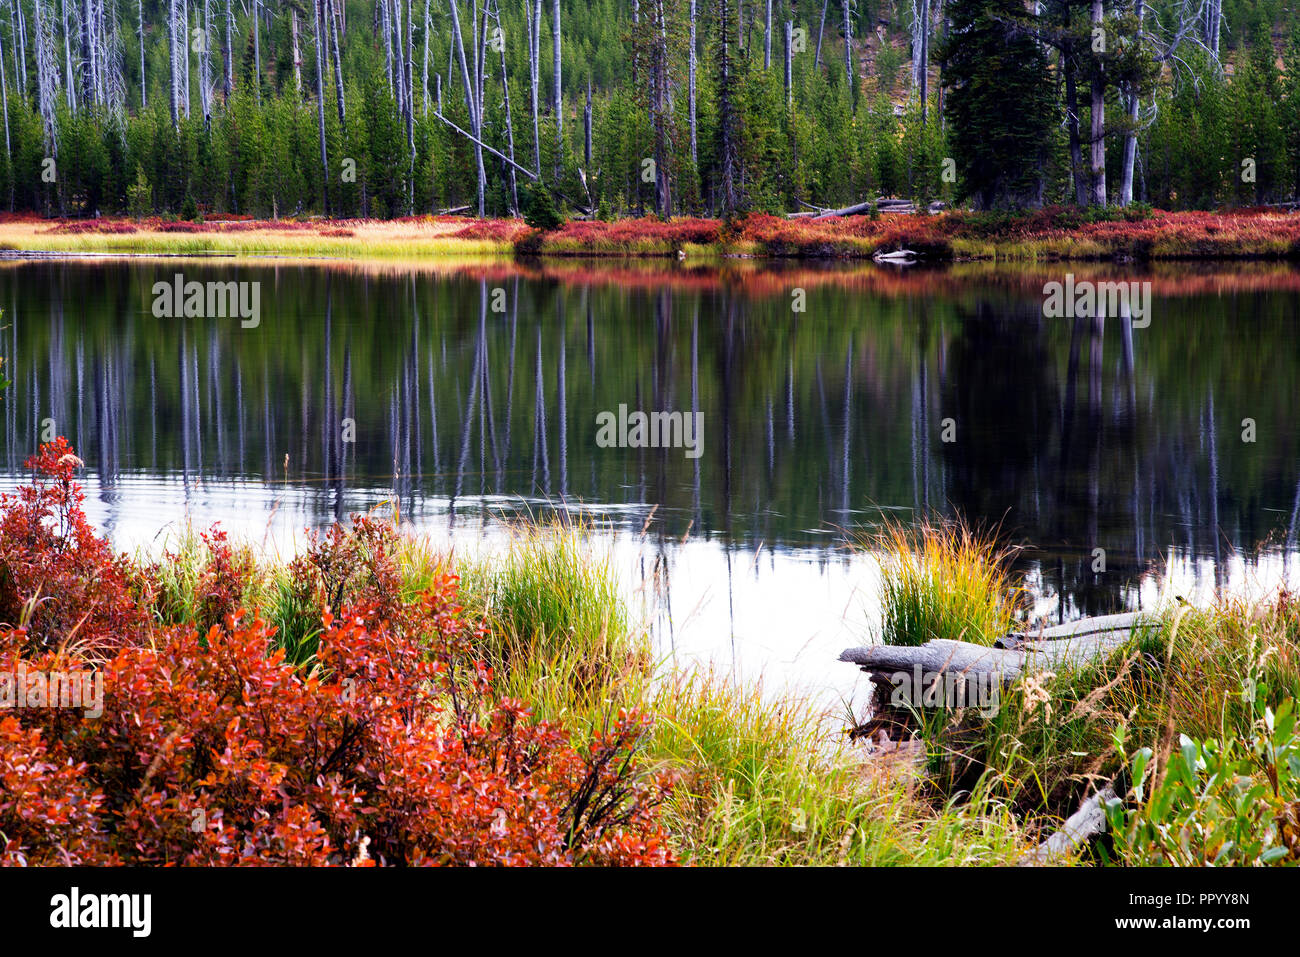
<box><xmin>4</xmin><ymin>258</ymin><xmax>1300</xmax><ymax>704</ymax></box>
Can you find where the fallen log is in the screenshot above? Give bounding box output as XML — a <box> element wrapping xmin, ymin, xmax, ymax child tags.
<box><xmin>813</xmin><ymin>200</ymin><xmax>876</xmax><ymax>219</ymax></box>
<box><xmin>839</xmin><ymin>611</ymin><xmax>1153</xmax><ymax>683</ymax></box>
<box><xmin>1019</xmin><ymin>784</ymin><xmax>1118</xmax><ymax>865</ymax></box>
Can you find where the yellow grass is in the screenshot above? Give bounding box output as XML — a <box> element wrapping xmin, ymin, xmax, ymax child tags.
<box><xmin>0</xmin><ymin>218</ymin><xmax>515</xmax><ymax>259</ymax></box>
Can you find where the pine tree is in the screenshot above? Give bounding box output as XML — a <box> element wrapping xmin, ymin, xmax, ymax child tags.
<box><xmin>940</xmin><ymin>0</ymin><xmax>1057</xmax><ymax>209</ymax></box>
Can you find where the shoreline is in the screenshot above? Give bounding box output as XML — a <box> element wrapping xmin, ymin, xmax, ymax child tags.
<box><xmin>4</xmin><ymin>207</ymin><xmax>1300</xmax><ymax>263</ymax></box>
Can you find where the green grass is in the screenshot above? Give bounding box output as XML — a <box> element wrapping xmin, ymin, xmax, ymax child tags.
<box><xmin>456</xmin><ymin>522</ymin><xmax>651</xmax><ymax>720</ymax></box>
<box><xmin>646</xmin><ymin>671</ymin><xmax>1030</xmax><ymax>865</ymax></box>
<box><xmin>871</xmin><ymin>518</ymin><xmax>1020</xmax><ymax>647</ymax></box>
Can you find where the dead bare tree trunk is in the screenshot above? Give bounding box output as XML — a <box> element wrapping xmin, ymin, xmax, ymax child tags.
<box><xmin>0</xmin><ymin>10</ymin><xmax>11</xmax><ymax>211</ymax></box>
<box><xmin>764</xmin><ymin>0</ymin><xmax>771</xmax><ymax>69</ymax></box>
<box><xmin>1204</xmin><ymin>0</ymin><xmax>1220</xmax><ymax>60</ymax></box>
<box><xmin>137</xmin><ymin>0</ymin><xmax>146</xmax><ymax>106</ymax></box>
<box><xmin>1088</xmin><ymin>0</ymin><xmax>1106</xmax><ymax>206</ymax></box>
<box><xmin>652</xmin><ymin>0</ymin><xmax>670</xmax><ymax>215</ymax></box>
<box><xmin>252</xmin><ymin>0</ymin><xmax>261</xmax><ymax>101</ymax></box>
<box><xmin>916</xmin><ymin>0</ymin><xmax>929</xmax><ymax>125</ymax></box>
<box><xmin>489</xmin><ymin>0</ymin><xmax>519</xmax><ymax>214</ymax></box>
<box><xmin>529</xmin><ymin>0</ymin><xmax>541</xmax><ymax>173</ymax></box>
<box><xmin>718</xmin><ymin>0</ymin><xmax>738</xmax><ymax>214</ymax></box>
<box><xmin>200</xmin><ymin>0</ymin><xmax>213</xmax><ymax>125</ymax></box>
<box><xmin>842</xmin><ymin>0</ymin><xmax>854</xmax><ymax>111</ymax></box>
<box><xmin>814</xmin><ymin>0</ymin><xmax>827</xmax><ymax>66</ymax></box>
<box><xmin>448</xmin><ymin>0</ymin><xmax>485</xmax><ymax>214</ymax></box>
<box><xmin>328</xmin><ymin>0</ymin><xmax>346</xmax><ymax>129</ymax></box>
<box><xmin>290</xmin><ymin>5</ymin><xmax>303</xmax><ymax>93</ymax></box>
<box><xmin>689</xmin><ymin>0</ymin><xmax>698</xmax><ymax>166</ymax></box>
<box><xmin>404</xmin><ymin>0</ymin><xmax>414</xmax><ymax>212</ymax></box>
<box><xmin>784</xmin><ymin>8</ymin><xmax>793</xmax><ymax>109</ymax></box>
<box><xmin>223</xmin><ymin>0</ymin><xmax>233</xmax><ymax>97</ymax></box>
<box><xmin>1118</xmin><ymin>0</ymin><xmax>1142</xmax><ymax>205</ymax></box>
<box><xmin>168</xmin><ymin>0</ymin><xmax>180</xmax><ymax>128</ymax></box>
<box><xmin>62</xmin><ymin>0</ymin><xmax>76</xmax><ymax>111</ymax></box>
<box><xmin>78</xmin><ymin>0</ymin><xmax>94</xmax><ymax>106</ymax></box>
<box><xmin>421</xmin><ymin>0</ymin><xmax>429</xmax><ymax>116</ymax></box>
<box><xmin>552</xmin><ymin>0</ymin><xmax>562</xmax><ymax>176</ymax></box>
<box><xmin>312</xmin><ymin>0</ymin><xmax>329</xmax><ymax>212</ymax></box>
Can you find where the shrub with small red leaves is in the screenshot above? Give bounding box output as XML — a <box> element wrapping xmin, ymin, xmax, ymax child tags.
<box><xmin>0</xmin><ymin>442</ymin><xmax>676</xmax><ymax>866</ymax></box>
<box><xmin>0</xmin><ymin>438</ymin><xmax>147</xmax><ymax>657</ymax></box>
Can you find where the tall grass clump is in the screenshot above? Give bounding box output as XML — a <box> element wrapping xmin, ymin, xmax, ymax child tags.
<box><xmin>646</xmin><ymin>671</ymin><xmax>1030</xmax><ymax>865</ymax></box>
<box><xmin>458</xmin><ymin>522</ymin><xmax>650</xmax><ymax>720</ymax></box>
<box><xmin>958</xmin><ymin>594</ymin><xmax>1300</xmax><ymax>839</ymax></box>
<box><xmin>873</xmin><ymin>519</ymin><xmax>1020</xmax><ymax>647</ymax></box>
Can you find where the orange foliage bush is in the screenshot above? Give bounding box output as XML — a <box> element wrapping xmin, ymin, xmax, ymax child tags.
<box><xmin>0</xmin><ymin>441</ymin><xmax>675</xmax><ymax>866</ymax></box>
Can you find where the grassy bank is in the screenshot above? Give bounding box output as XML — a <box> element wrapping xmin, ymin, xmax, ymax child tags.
<box><xmin>864</xmin><ymin>521</ymin><xmax>1300</xmax><ymax>866</ymax></box>
<box><xmin>6</xmin><ymin>207</ymin><xmax>1300</xmax><ymax>262</ymax></box>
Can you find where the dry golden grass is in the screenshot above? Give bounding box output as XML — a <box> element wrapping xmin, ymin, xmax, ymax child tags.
<box><xmin>0</xmin><ymin>217</ymin><xmax>516</xmax><ymax>259</ymax></box>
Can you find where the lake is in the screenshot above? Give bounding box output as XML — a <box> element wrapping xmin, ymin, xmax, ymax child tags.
<box><xmin>4</xmin><ymin>257</ymin><xmax>1300</xmax><ymax>705</ymax></box>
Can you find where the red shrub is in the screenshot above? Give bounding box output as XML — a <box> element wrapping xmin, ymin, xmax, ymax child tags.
<box><xmin>0</xmin><ymin>438</ymin><xmax>147</xmax><ymax>657</ymax></box>
<box><xmin>0</xmin><ymin>442</ymin><xmax>675</xmax><ymax>866</ymax></box>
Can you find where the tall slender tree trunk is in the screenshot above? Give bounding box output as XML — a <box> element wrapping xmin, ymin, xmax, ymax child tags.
<box><xmin>917</xmin><ymin>0</ymin><xmax>929</xmax><ymax>125</ymax></box>
<box><xmin>1089</xmin><ymin>0</ymin><xmax>1106</xmax><ymax>206</ymax></box>
<box><xmin>492</xmin><ymin>0</ymin><xmax>519</xmax><ymax>213</ymax></box>
<box><xmin>405</xmin><ymin>0</ymin><xmax>415</xmax><ymax>212</ymax></box>
<box><xmin>79</xmin><ymin>0</ymin><xmax>94</xmax><ymax>105</ymax></box>
<box><xmin>0</xmin><ymin>13</ymin><xmax>11</xmax><ymax>211</ymax></box>
<box><xmin>842</xmin><ymin>0</ymin><xmax>854</xmax><ymax>111</ymax></box>
<box><xmin>652</xmin><ymin>0</ymin><xmax>670</xmax><ymax>214</ymax></box>
<box><xmin>815</xmin><ymin>0</ymin><xmax>827</xmax><ymax>66</ymax></box>
<box><xmin>1063</xmin><ymin>44</ymin><xmax>1087</xmax><ymax>205</ymax></box>
<box><xmin>530</xmin><ymin>0</ymin><xmax>541</xmax><ymax>172</ymax></box>
<box><xmin>689</xmin><ymin>0</ymin><xmax>698</xmax><ymax>166</ymax></box>
<box><xmin>138</xmin><ymin>0</ymin><xmax>147</xmax><ymax>107</ymax></box>
<box><xmin>583</xmin><ymin>76</ymin><xmax>591</xmax><ymax>169</ymax></box>
<box><xmin>200</xmin><ymin>0</ymin><xmax>212</xmax><ymax>125</ymax></box>
<box><xmin>1118</xmin><ymin>0</ymin><xmax>1142</xmax><ymax>205</ymax></box>
<box><xmin>328</xmin><ymin>0</ymin><xmax>346</xmax><ymax>129</ymax></box>
<box><xmin>252</xmin><ymin>0</ymin><xmax>261</xmax><ymax>101</ymax></box>
<box><xmin>62</xmin><ymin>0</ymin><xmax>76</xmax><ymax>111</ymax></box>
<box><xmin>784</xmin><ymin>13</ymin><xmax>793</xmax><ymax>108</ymax></box>
<box><xmin>313</xmin><ymin>0</ymin><xmax>329</xmax><ymax>212</ymax></box>
<box><xmin>764</xmin><ymin>0</ymin><xmax>772</xmax><ymax>69</ymax></box>
<box><xmin>552</xmin><ymin>0</ymin><xmax>562</xmax><ymax>171</ymax></box>
<box><xmin>290</xmin><ymin>6</ymin><xmax>303</xmax><ymax>93</ymax></box>
<box><xmin>448</xmin><ymin>0</ymin><xmax>485</xmax><ymax>214</ymax></box>
<box><xmin>421</xmin><ymin>0</ymin><xmax>430</xmax><ymax>115</ymax></box>
<box><xmin>718</xmin><ymin>0</ymin><xmax>738</xmax><ymax>214</ymax></box>
<box><xmin>382</xmin><ymin>0</ymin><xmax>394</xmax><ymax>93</ymax></box>
<box><xmin>223</xmin><ymin>0</ymin><xmax>233</xmax><ymax>97</ymax></box>
<box><xmin>168</xmin><ymin>0</ymin><xmax>180</xmax><ymax>128</ymax></box>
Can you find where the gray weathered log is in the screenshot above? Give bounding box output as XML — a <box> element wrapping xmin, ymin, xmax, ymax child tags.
<box><xmin>839</xmin><ymin>612</ymin><xmax>1153</xmax><ymax>682</ymax></box>
<box><xmin>1020</xmin><ymin>784</ymin><xmax>1117</xmax><ymax>865</ymax></box>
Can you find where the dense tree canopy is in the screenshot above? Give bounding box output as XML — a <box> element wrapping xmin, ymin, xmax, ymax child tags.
<box><xmin>0</xmin><ymin>0</ymin><xmax>1296</xmax><ymax>217</ymax></box>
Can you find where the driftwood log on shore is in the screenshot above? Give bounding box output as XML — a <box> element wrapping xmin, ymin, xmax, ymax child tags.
<box><xmin>787</xmin><ymin>198</ymin><xmax>948</xmax><ymax>219</ymax></box>
<box><xmin>1019</xmin><ymin>785</ymin><xmax>1118</xmax><ymax>865</ymax></box>
<box><xmin>839</xmin><ymin>612</ymin><xmax>1153</xmax><ymax>683</ymax></box>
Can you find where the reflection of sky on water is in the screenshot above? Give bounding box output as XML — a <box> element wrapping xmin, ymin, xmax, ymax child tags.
<box><xmin>6</xmin><ymin>470</ymin><xmax>1297</xmax><ymax>711</ymax></box>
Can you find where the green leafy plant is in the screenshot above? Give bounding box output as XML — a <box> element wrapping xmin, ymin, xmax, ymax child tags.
<box><xmin>1105</xmin><ymin>689</ymin><xmax>1300</xmax><ymax>866</ymax></box>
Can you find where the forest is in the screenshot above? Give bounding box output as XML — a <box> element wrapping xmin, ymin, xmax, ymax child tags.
<box><xmin>0</xmin><ymin>0</ymin><xmax>1296</xmax><ymax>220</ymax></box>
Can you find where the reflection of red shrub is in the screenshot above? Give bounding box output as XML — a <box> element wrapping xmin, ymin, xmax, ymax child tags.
<box><xmin>0</xmin><ymin>440</ymin><xmax>675</xmax><ymax>866</ymax></box>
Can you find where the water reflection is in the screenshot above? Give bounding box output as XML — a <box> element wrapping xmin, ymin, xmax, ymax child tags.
<box><xmin>4</xmin><ymin>259</ymin><xmax>1300</xmax><ymax>697</ymax></box>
